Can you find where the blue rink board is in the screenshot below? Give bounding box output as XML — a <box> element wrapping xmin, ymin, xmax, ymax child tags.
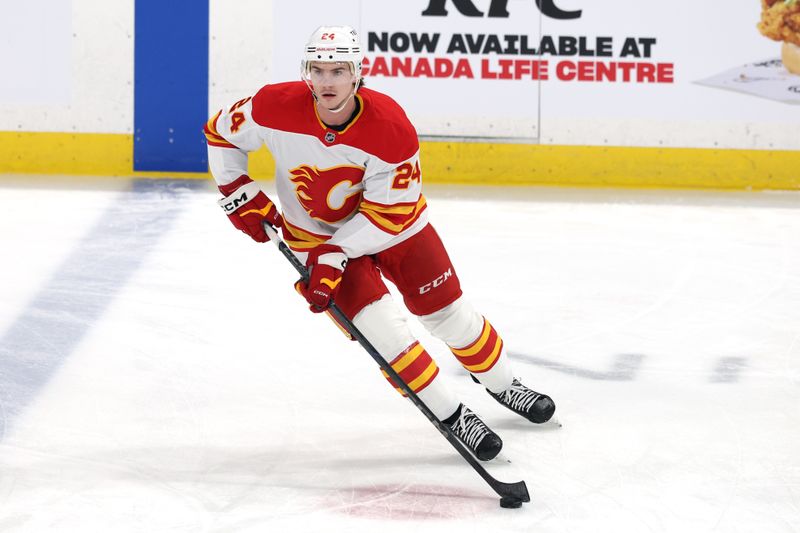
<box><xmin>134</xmin><ymin>0</ymin><xmax>209</xmax><ymax>172</ymax></box>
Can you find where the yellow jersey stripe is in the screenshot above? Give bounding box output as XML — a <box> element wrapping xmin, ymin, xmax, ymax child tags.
<box><xmin>360</xmin><ymin>200</ymin><xmax>418</xmax><ymax>216</ymax></box>
<box><xmin>360</xmin><ymin>197</ymin><xmax>427</xmax><ymax>233</ymax></box>
<box><xmin>285</xmin><ymin>239</ymin><xmax>321</xmax><ymax>251</ymax></box>
<box><xmin>283</xmin><ymin>220</ymin><xmax>329</xmax><ymax>244</ymax></box>
<box><xmin>205</xmin><ymin>111</ymin><xmax>222</xmax><ymax>133</ymax></box>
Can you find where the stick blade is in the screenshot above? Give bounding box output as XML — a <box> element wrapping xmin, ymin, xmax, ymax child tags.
<box><xmin>491</xmin><ymin>479</ymin><xmax>530</xmax><ymax>503</ymax></box>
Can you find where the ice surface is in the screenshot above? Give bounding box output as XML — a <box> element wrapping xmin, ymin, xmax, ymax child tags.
<box><xmin>0</xmin><ymin>177</ymin><xmax>798</xmax><ymax>532</ymax></box>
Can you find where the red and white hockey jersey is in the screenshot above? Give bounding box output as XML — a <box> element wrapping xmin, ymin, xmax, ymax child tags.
<box><xmin>205</xmin><ymin>81</ymin><xmax>428</xmax><ymax>258</ymax></box>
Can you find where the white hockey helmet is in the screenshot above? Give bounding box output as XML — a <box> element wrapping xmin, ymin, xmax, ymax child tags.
<box><xmin>301</xmin><ymin>25</ymin><xmax>363</xmax><ymax>80</ymax></box>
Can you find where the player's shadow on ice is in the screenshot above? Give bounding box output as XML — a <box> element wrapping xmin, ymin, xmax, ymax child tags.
<box><xmin>507</xmin><ymin>352</ymin><xmax>645</xmax><ymax>381</ymax></box>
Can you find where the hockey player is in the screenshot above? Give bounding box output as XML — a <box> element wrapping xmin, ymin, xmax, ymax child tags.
<box><xmin>206</xmin><ymin>26</ymin><xmax>555</xmax><ymax>461</ymax></box>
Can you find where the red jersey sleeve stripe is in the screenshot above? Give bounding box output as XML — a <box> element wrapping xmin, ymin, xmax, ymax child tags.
<box><xmin>204</xmin><ymin>111</ymin><xmax>238</xmax><ymax>148</ymax></box>
<box><xmin>207</xmin><ymin>139</ymin><xmax>238</xmax><ymax>148</ymax></box>
<box><xmin>359</xmin><ymin>196</ymin><xmax>427</xmax><ymax>235</ymax></box>
<box><xmin>281</xmin><ymin>219</ymin><xmax>331</xmax><ymax>251</ymax></box>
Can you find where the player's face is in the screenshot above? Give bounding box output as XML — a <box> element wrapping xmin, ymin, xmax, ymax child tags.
<box><xmin>308</xmin><ymin>62</ymin><xmax>357</xmax><ymax>110</ymax></box>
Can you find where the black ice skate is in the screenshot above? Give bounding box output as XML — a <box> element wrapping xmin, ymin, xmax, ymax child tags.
<box><xmin>482</xmin><ymin>377</ymin><xmax>556</xmax><ymax>424</ymax></box>
<box><xmin>445</xmin><ymin>404</ymin><xmax>503</xmax><ymax>461</ymax></box>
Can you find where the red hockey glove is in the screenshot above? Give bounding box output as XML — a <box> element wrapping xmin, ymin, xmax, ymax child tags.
<box><xmin>296</xmin><ymin>244</ymin><xmax>348</xmax><ymax>312</ymax></box>
<box><xmin>217</xmin><ymin>175</ymin><xmax>282</xmax><ymax>242</ymax></box>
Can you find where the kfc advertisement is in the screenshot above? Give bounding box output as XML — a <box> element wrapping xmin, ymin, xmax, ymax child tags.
<box><xmin>270</xmin><ymin>1</ymin><xmax>798</xmax><ymax>149</ymax></box>
<box><xmin>363</xmin><ymin>32</ymin><xmax>673</xmax><ymax>84</ymax></box>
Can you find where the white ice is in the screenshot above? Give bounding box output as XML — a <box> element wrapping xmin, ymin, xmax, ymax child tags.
<box><xmin>0</xmin><ymin>177</ymin><xmax>798</xmax><ymax>533</ymax></box>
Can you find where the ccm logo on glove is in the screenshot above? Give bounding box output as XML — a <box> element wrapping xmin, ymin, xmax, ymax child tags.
<box><xmin>217</xmin><ymin>175</ymin><xmax>282</xmax><ymax>242</ymax></box>
<box><xmin>219</xmin><ymin>186</ymin><xmax>257</xmax><ymax>214</ymax></box>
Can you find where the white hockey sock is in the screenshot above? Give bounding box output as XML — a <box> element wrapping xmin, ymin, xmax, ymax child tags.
<box><xmin>418</xmin><ymin>297</ymin><xmax>513</xmax><ymax>394</ymax></box>
<box><xmin>353</xmin><ymin>295</ymin><xmax>460</xmax><ymax>420</ymax></box>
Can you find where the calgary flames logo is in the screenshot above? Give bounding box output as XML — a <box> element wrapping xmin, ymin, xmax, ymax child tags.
<box><xmin>289</xmin><ymin>164</ymin><xmax>366</xmax><ymax>224</ymax></box>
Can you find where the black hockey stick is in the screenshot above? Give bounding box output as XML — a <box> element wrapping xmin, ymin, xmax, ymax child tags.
<box><xmin>261</xmin><ymin>220</ymin><xmax>530</xmax><ymax>506</ymax></box>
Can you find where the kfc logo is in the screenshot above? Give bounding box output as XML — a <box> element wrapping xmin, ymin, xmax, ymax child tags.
<box><xmin>422</xmin><ymin>0</ymin><xmax>582</xmax><ymax>20</ymax></box>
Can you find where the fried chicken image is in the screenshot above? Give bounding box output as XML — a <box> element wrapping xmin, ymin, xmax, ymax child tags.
<box><xmin>758</xmin><ymin>0</ymin><xmax>800</xmax><ymax>73</ymax></box>
<box><xmin>759</xmin><ymin>0</ymin><xmax>800</xmax><ymax>45</ymax></box>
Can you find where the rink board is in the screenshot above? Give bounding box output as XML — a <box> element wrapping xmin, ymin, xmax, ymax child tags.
<box><xmin>2</xmin><ymin>131</ymin><xmax>799</xmax><ymax>190</ymax></box>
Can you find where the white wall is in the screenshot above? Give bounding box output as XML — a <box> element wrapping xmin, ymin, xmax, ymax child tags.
<box><xmin>2</xmin><ymin>0</ymin><xmax>798</xmax><ymax>150</ymax></box>
<box><xmin>208</xmin><ymin>0</ymin><xmax>274</xmax><ymax>116</ymax></box>
<box><xmin>0</xmin><ymin>0</ymin><xmax>133</xmax><ymax>134</ymax></box>
<box><xmin>538</xmin><ymin>1</ymin><xmax>800</xmax><ymax>149</ymax></box>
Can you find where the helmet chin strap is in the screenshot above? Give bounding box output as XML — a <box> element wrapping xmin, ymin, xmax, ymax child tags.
<box><xmin>326</xmin><ymin>90</ymin><xmax>355</xmax><ymax>114</ymax></box>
